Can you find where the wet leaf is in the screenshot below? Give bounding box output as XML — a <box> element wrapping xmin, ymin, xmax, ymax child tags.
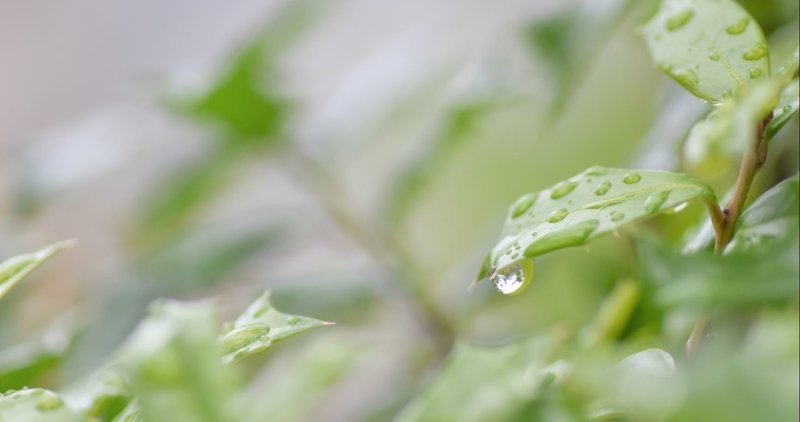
<box><xmin>0</xmin><ymin>240</ymin><xmax>74</xmax><ymax>300</ymax></box>
<box><xmin>765</xmin><ymin>77</ymin><xmax>799</xmax><ymax>140</ymax></box>
<box><xmin>485</xmin><ymin>167</ymin><xmax>715</xmax><ymax>283</ymax></box>
<box><xmin>727</xmin><ymin>174</ymin><xmax>799</xmax><ymax>253</ymax></box>
<box><xmin>642</xmin><ymin>0</ymin><xmax>770</xmax><ymax>103</ymax></box>
<box><xmin>219</xmin><ymin>291</ymin><xmax>331</xmax><ymax>364</ymax></box>
<box><xmin>0</xmin><ymin>388</ymin><xmax>80</xmax><ymax>422</ymax></box>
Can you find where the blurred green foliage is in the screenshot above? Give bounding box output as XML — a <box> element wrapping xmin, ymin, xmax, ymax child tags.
<box><xmin>1</xmin><ymin>0</ymin><xmax>798</xmax><ymax>421</ymax></box>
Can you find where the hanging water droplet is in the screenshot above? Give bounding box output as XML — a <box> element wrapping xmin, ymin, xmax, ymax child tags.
<box><xmin>725</xmin><ymin>16</ymin><xmax>750</xmax><ymax>35</ymax></box>
<box><xmin>594</xmin><ymin>181</ymin><xmax>612</xmax><ymax>196</ymax></box>
<box><xmin>35</xmin><ymin>395</ymin><xmax>64</xmax><ymax>412</ymax></box>
<box><xmin>673</xmin><ymin>69</ymin><xmax>699</xmax><ymax>90</ymax></box>
<box><xmin>708</xmin><ymin>51</ymin><xmax>720</xmax><ymax>61</ymax></box>
<box><xmin>622</xmin><ymin>172</ymin><xmax>641</xmax><ymax>184</ymax></box>
<box><xmin>665</xmin><ymin>9</ymin><xmax>694</xmax><ymax>31</ymax></box>
<box><xmin>645</xmin><ymin>190</ymin><xmax>671</xmax><ymax>214</ymax></box>
<box><xmin>585</xmin><ymin>166</ymin><xmax>608</xmax><ymax>176</ymax></box>
<box><xmin>511</xmin><ymin>193</ymin><xmax>538</xmax><ymax>218</ymax></box>
<box><xmin>524</xmin><ymin>220</ymin><xmax>600</xmax><ymax>257</ymax></box>
<box><xmin>550</xmin><ymin>180</ymin><xmax>578</xmax><ymax>199</ymax></box>
<box><xmin>547</xmin><ymin>208</ymin><xmax>569</xmax><ymax>223</ymax></box>
<box><xmin>742</xmin><ymin>45</ymin><xmax>767</xmax><ymax>61</ymax></box>
<box><xmin>610</xmin><ymin>210</ymin><xmax>625</xmax><ymax>221</ymax></box>
<box><xmin>749</xmin><ymin>68</ymin><xmax>762</xmax><ymax>78</ymax></box>
<box><xmin>490</xmin><ymin>260</ymin><xmax>533</xmax><ymax>295</ymax></box>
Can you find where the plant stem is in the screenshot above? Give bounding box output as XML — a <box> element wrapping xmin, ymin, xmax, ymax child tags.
<box><xmin>687</xmin><ymin>112</ymin><xmax>774</xmax><ymax>357</ymax></box>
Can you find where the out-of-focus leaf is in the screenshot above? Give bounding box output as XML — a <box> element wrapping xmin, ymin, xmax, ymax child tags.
<box><xmin>579</xmin><ymin>279</ymin><xmax>641</xmax><ymax>349</ymax></box>
<box><xmin>111</xmin><ymin>401</ymin><xmax>141</xmax><ymax>422</ymax></box>
<box><xmin>641</xmin><ymin>0</ymin><xmax>769</xmax><ymax>104</ymax></box>
<box><xmin>765</xmin><ymin>77</ymin><xmax>799</xmax><ymax>140</ymax></box>
<box><xmin>396</xmin><ymin>335</ymin><xmax>570</xmax><ymax>422</ymax></box>
<box><xmin>524</xmin><ymin>0</ymin><xmax>640</xmax><ymax>116</ymax></box>
<box><xmin>0</xmin><ymin>388</ymin><xmax>80</xmax><ymax>422</ymax></box>
<box><xmin>0</xmin><ymin>240</ymin><xmax>73</xmax><ymax>300</ymax></box>
<box><xmin>63</xmin><ymin>365</ymin><xmax>131</xmax><ymax>422</ymax></box>
<box><xmin>240</xmin><ymin>335</ymin><xmax>356</xmax><ymax>422</ymax></box>
<box><xmin>727</xmin><ymin>174</ymin><xmax>799</xmax><ymax>253</ymax></box>
<box><xmin>219</xmin><ymin>291</ymin><xmax>331</xmax><ymax>364</ymax></box>
<box><xmin>738</xmin><ymin>0</ymin><xmax>800</xmax><ymax>35</ymax></box>
<box><xmin>683</xmin><ymin>79</ymin><xmax>780</xmax><ymax>169</ymax></box>
<box><xmin>484</xmin><ymin>167</ymin><xmax>715</xmax><ymax>285</ymax></box>
<box><xmin>119</xmin><ymin>300</ymin><xmax>240</xmax><ymax>422</ymax></box>
<box><xmin>637</xmin><ymin>235</ymin><xmax>799</xmax><ymax>311</ymax></box>
<box><xmin>0</xmin><ymin>313</ymin><xmax>79</xmax><ymax>391</ymax></box>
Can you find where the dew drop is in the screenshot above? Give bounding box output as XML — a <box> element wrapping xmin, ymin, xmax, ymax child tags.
<box><xmin>511</xmin><ymin>193</ymin><xmax>538</xmax><ymax>219</ymax></box>
<box><xmin>673</xmin><ymin>69</ymin><xmax>699</xmax><ymax>90</ymax></box>
<box><xmin>708</xmin><ymin>51</ymin><xmax>720</xmax><ymax>61</ymax></box>
<box><xmin>550</xmin><ymin>180</ymin><xmax>578</xmax><ymax>199</ymax></box>
<box><xmin>585</xmin><ymin>166</ymin><xmax>608</xmax><ymax>176</ymax></box>
<box><xmin>645</xmin><ymin>190</ymin><xmax>671</xmax><ymax>214</ymax></box>
<box><xmin>622</xmin><ymin>172</ymin><xmax>641</xmax><ymax>184</ymax></box>
<box><xmin>524</xmin><ymin>220</ymin><xmax>600</xmax><ymax>257</ymax></box>
<box><xmin>287</xmin><ymin>315</ymin><xmax>300</xmax><ymax>325</ymax></box>
<box><xmin>35</xmin><ymin>395</ymin><xmax>64</xmax><ymax>412</ymax></box>
<box><xmin>725</xmin><ymin>16</ymin><xmax>750</xmax><ymax>35</ymax></box>
<box><xmin>742</xmin><ymin>45</ymin><xmax>768</xmax><ymax>61</ymax></box>
<box><xmin>749</xmin><ymin>68</ymin><xmax>762</xmax><ymax>78</ymax></box>
<box><xmin>665</xmin><ymin>9</ymin><xmax>694</xmax><ymax>31</ymax></box>
<box><xmin>610</xmin><ymin>210</ymin><xmax>625</xmax><ymax>221</ymax></box>
<box><xmin>547</xmin><ymin>208</ymin><xmax>569</xmax><ymax>223</ymax></box>
<box><xmin>782</xmin><ymin>105</ymin><xmax>792</xmax><ymax>113</ymax></box>
<box><xmin>490</xmin><ymin>260</ymin><xmax>533</xmax><ymax>295</ymax></box>
<box><xmin>594</xmin><ymin>181</ymin><xmax>612</xmax><ymax>196</ymax></box>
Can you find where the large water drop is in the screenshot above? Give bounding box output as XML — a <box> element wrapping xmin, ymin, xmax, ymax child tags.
<box><xmin>622</xmin><ymin>172</ymin><xmax>641</xmax><ymax>184</ymax></box>
<box><xmin>550</xmin><ymin>181</ymin><xmax>578</xmax><ymax>199</ymax></box>
<box><xmin>491</xmin><ymin>260</ymin><xmax>533</xmax><ymax>295</ymax></box>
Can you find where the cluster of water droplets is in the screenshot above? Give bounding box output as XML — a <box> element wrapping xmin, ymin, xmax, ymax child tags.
<box><xmin>0</xmin><ymin>387</ymin><xmax>65</xmax><ymax>413</ymax></box>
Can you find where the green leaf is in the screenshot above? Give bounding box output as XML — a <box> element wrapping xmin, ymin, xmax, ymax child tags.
<box><xmin>727</xmin><ymin>174</ymin><xmax>799</xmax><ymax>253</ymax></box>
<box><xmin>765</xmin><ymin>77</ymin><xmax>799</xmax><ymax>140</ymax></box>
<box><xmin>63</xmin><ymin>365</ymin><xmax>131</xmax><ymax>421</ymax></box>
<box><xmin>219</xmin><ymin>291</ymin><xmax>331</xmax><ymax>364</ymax></box>
<box><xmin>485</xmin><ymin>167</ymin><xmax>715</xmax><ymax>289</ymax></box>
<box><xmin>641</xmin><ymin>0</ymin><xmax>770</xmax><ymax>103</ymax></box>
<box><xmin>0</xmin><ymin>240</ymin><xmax>74</xmax><ymax>300</ymax></box>
<box><xmin>119</xmin><ymin>300</ymin><xmax>240</xmax><ymax>422</ymax></box>
<box><xmin>0</xmin><ymin>388</ymin><xmax>80</xmax><ymax>422</ymax></box>
<box><xmin>396</xmin><ymin>336</ymin><xmax>563</xmax><ymax>422</ymax></box>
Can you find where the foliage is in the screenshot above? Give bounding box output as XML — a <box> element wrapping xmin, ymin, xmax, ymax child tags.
<box><xmin>1</xmin><ymin>0</ymin><xmax>798</xmax><ymax>421</ymax></box>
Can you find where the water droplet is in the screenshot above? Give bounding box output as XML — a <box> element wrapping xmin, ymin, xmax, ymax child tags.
<box><xmin>610</xmin><ymin>210</ymin><xmax>625</xmax><ymax>221</ymax></box>
<box><xmin>585</xmin><ymin>166</ymin><xmax>608</xmax><ymax>176</ymax></box>
<box><xmin>673</xmin><ymin>69</ymin><xmax>699</xmax><ymax>90</ymax></box>
<box><xmin>722</xmin><ymin>90</ymin><xmax>734</xmax><ymax>99</ymax></box>
<box><xmin>219</xmin><ymin>326</ymin><xmax>270</xmax><ymax>354</ymax></box>
<box><xmin>511</xmin><ymin>193</ymin><xmax>538</xmax><ymax>218</ymax></box>
<box><xmin>524</xmin><ymin>220</ymin><xmax>600</xmax><ymax>257</ymax></box>
<box><xmin>749</xmin><ymin>68</ymin><xmax>762</xmax><ymax>78</ymax></box>
<box><xmin>547</xmin><ymin>208</ymin><xmax>569</xmax><ymax>223</ymax></box>
<box><xmin>550</xmin><ymin>180</ymin><xmax>578</xmax><ymax>199</ymax></box>
<box><xmin>35</xmin><ymin>395</ymin><xmax>64</xmax><ymax>412</ymax></box>
<box><xmin>742</xmin><ymin>45</ymin><xmax>768</xmax><ymax>61</ymax></box>
<box><xmin>645</xmin><ymin>190</ymin><xmax>671</xmax><ymax>214</ymax></box>
<box><xmin>708</xmin><ymin>51</ymin><xmax>720</xmax><ymax>61</ymax></box>
<box><xmin>782</xmin><ymin>105</ymin><xmax>792</xmax><ymax>113</ymax></box>
<box><xmin>490</xmin><ymin>260</ymin><xmax>533</xmax><ymax>295</ymax></box>
<box><xmin>725</xmin><ymin>16</ymin><xmax>750</xmax><ymax>35</ymax></box>
<box><xmin>585</xmin><ymin>193</ymin><xmax>635</xmax><ymax>209</ymax></box>
<box><xmin>622</xmin><ymin>172</ymin><xmax>641</xmax><ymax>184</ymax></box>
<box><xmin>530</xmin><ymin>231</ymin><xmax>538</xmax><ymax>237</ymax></box>
<box><xmin>287</xmin><ymin>316</ymin><xmax>300</xmax><ymax>325</ymax></box>
<box><xmin>594</xmin><ymin>181</ymin><xmax>612</xmax><ymax>196</ymax></box>
<box><xmin>665</xmin><ymin>9</ymin><xmax>694</xmax><ymax>31</ymax></box>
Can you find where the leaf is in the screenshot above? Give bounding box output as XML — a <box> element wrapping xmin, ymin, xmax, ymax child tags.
<box><xmin>765</xmin><ymin>77</ymin><xmax>799</xmax><ymax>140</ymax></box>
<box><xmin>727</xmin><ymin>174</ymin><xmax>799</xmax><ymax>253</ymax></box>
<box><xmin>0</xmin><ymin>240</ymin><xmax>74</xmax><ymax>300</ymax></box>
<box><xmin>119</xmin><ymin>300</ymin><xmax>240</xmax><ymax>422</ymax></box>
<box><xmin>637</xmin><ymin>235</ymin><xmax>798</xmax><ymax>311</ymax></box>
<box><xmin>396</xmin><ymin>336</ymin><xmax>562</xmax><ymax>422</ymax></box>
<box><xmin>485</xmin><ymin>167</ymin><xmax>715</xmax><ymax>279</ymax></box>
<box><xmin>218</xmin><ymin>291</ymin><xmax>331</xmax><ymax>364</ymax></box>
<box><xmin>641</xmin><ymin>0</ymin><xmax>770</xmax><ymax>103</ymax></box>
<box><xmin>579</xmin><ymin>279</ymin><xmax>641</xmax><ymax>349</ymax></box>
<box><xmin>63</xmin><ymin>365</ymin><xmax>131</xmax><ymax>421</ymax></box>
<box><xmin>0</xmin><ymin>388</ymin><xmax>80</xmax><ymax>422</ymax></box>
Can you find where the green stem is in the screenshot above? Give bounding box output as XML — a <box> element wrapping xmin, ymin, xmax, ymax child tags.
<box><xmin>687</xmin><ymin>112</ymin><xmax>774</xmax><ymax>357</ymax></box>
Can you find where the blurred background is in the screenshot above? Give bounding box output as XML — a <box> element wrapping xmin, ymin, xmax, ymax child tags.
<box><xmin>0</xmin><ymin>0</ymin><xmax>797</xmax><ymax>420</ymax></box>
